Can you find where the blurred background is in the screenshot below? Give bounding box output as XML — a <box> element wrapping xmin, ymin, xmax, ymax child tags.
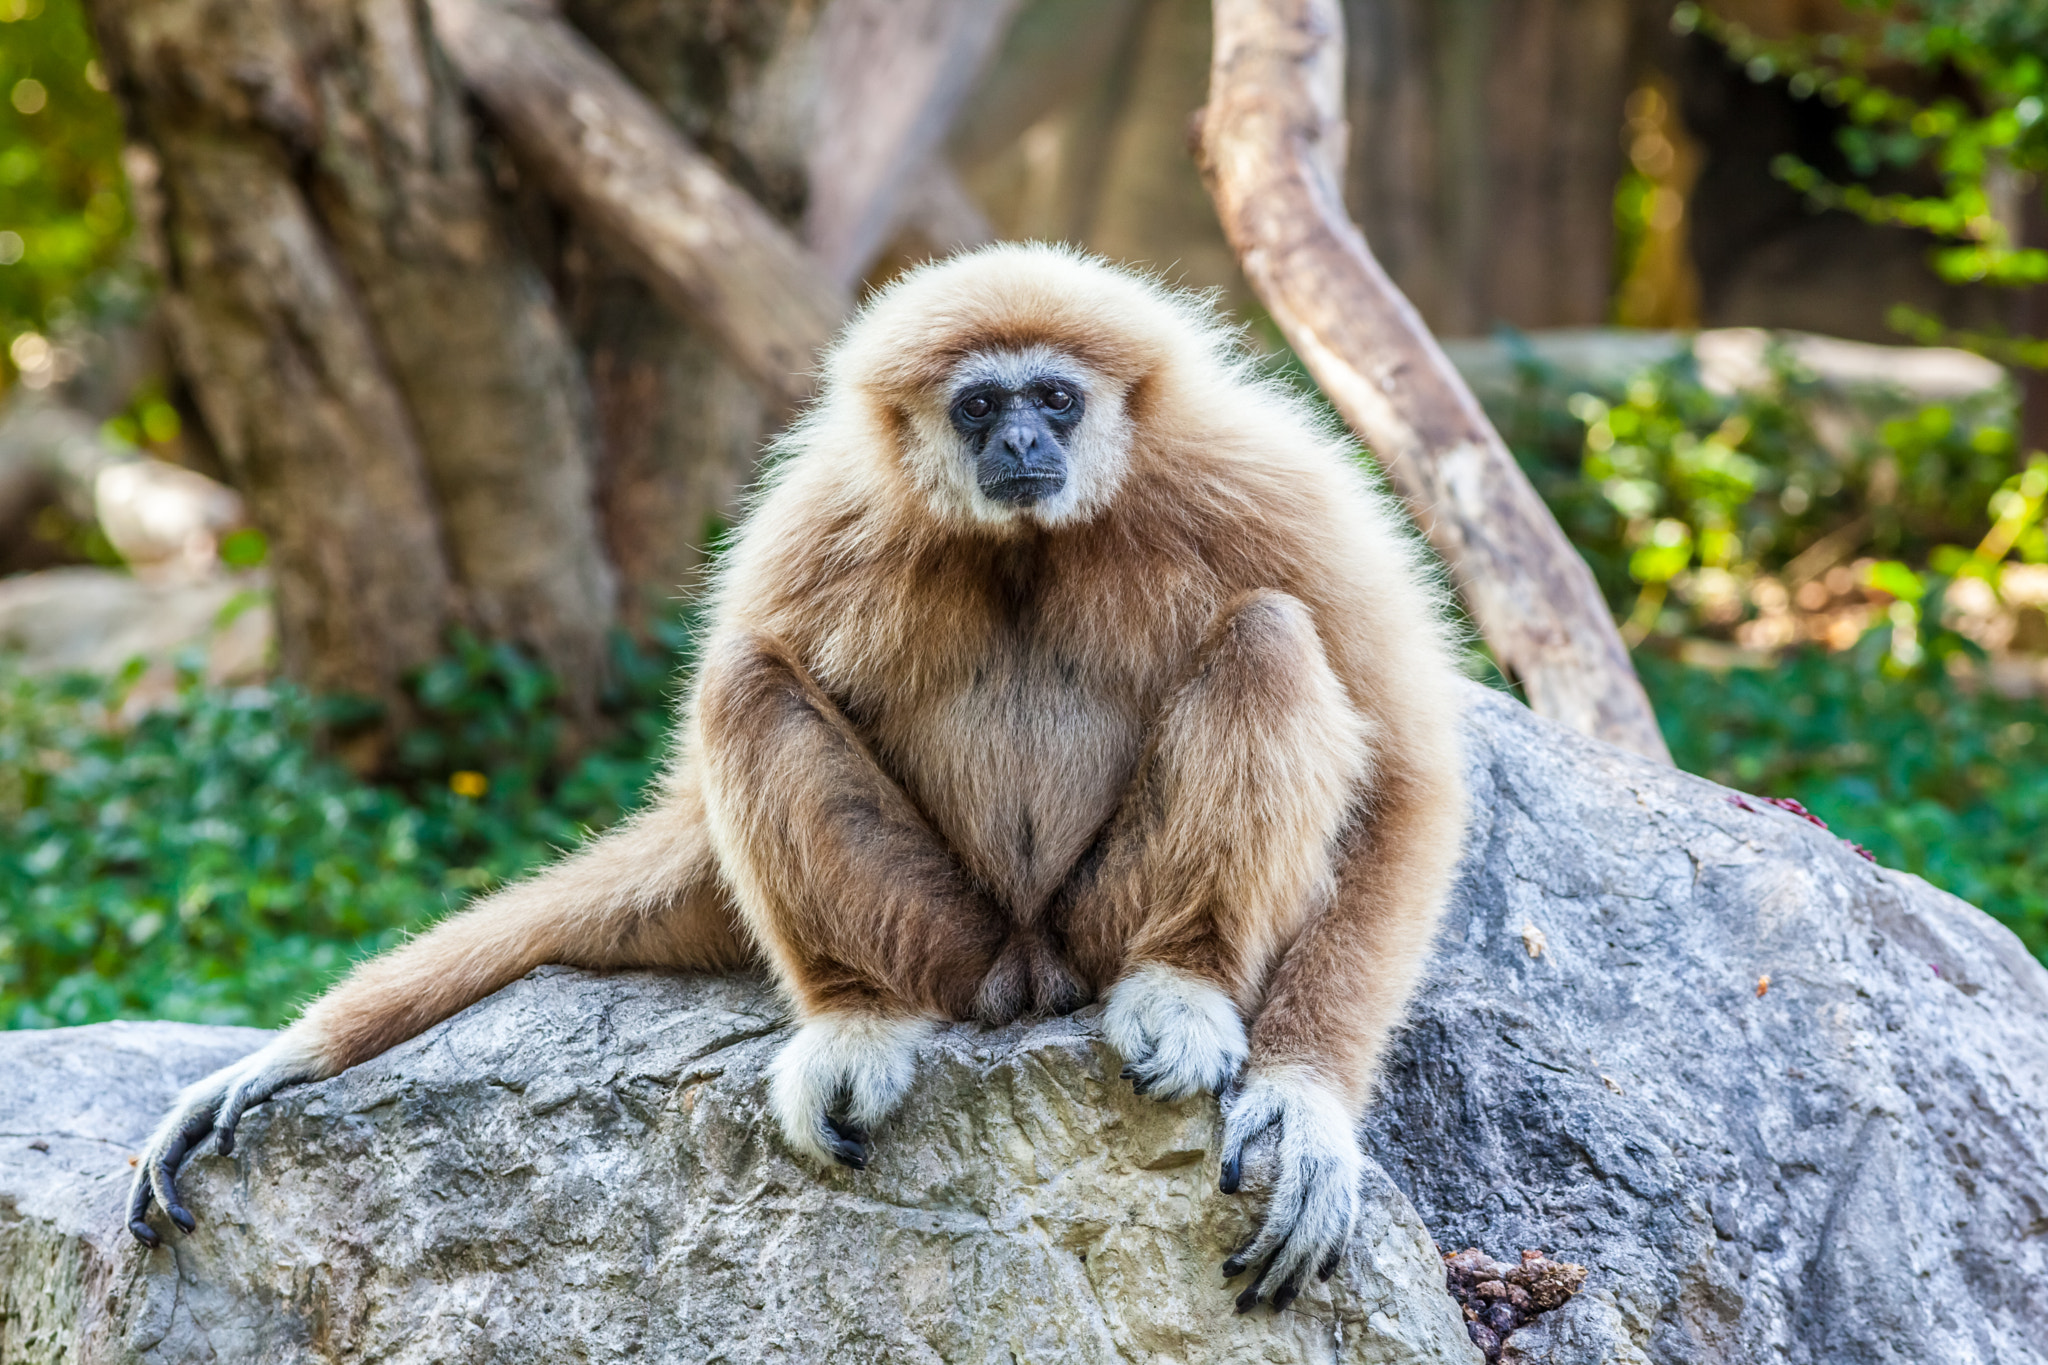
<box><xmin>1</xmin><ymin>0</ymin><xmax>2043</xmax><ymax>1027</ymax></box>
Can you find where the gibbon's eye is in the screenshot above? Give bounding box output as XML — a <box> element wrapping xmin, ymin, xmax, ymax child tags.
<box><xmin>961</xmin><ymin>395</ymin><xmax>995</xmax><ymax>421</ymax></box>
<box><xmin>1043</xmin><ymin>388</ymin><xmax>1073</xmax><ymax>413</ymax></box>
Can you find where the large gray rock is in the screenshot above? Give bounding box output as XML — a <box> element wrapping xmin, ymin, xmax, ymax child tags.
<box><xmin>3</xmin><ymin>686</ymin><xmax>2045</xmax><ymax>1363</ymax></box>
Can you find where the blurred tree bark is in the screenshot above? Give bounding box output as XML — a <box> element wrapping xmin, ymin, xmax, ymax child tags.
<box><xmin>87</xmin><ymin>0</ymin><xmax>617</xmax><ymax>747</ymax></box>
<box><xmin>1341</xmin><ymin>0</ymin><xmax>1641</xmax><ymax>336</ymax></box>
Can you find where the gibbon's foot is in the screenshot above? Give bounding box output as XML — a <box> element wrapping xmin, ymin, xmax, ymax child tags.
<box><xmin>127</xmin><ymin>1034</ymin><xmax>322</xmax><ymax>1246</ymax></box>
<box><xmin>1216</xmin><ymin>1068</ymin><xmax>1364</xmax><ymax>1312</ymax></box>
<box><xmin>972</xmin><ymin>934</ymin><xmax>1088</xmax><ymax>1026</ymax></box>
<box><xmin>768</xmin><ymin>1013</ymin><xmax>934</xmax><ymax>1169</ymax></box>
<box><xmin>1103</xmin><ymin>963</ymin><xmax>1248</xmax><ymax>1102</ymax></box>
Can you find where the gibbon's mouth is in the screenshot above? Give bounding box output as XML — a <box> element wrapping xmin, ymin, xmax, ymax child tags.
<box><xmin>981</xmin><ymin>472</ymin><xmax>1067</xmax><ymax>506</ymax></box>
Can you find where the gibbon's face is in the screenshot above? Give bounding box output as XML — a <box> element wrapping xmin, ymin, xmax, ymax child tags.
<box><xmin>907</xmin><ymin>344</ymin><xmax>1130</xmax><ymax>530</ymax></box>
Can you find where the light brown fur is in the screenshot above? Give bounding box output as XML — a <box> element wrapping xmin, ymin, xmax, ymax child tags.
<box><xmin>131</xmin><ymin>247</ymin><xmax>1469</xmax><ymax>1299</ymax></box>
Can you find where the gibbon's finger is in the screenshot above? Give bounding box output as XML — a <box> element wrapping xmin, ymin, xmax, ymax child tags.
<box><xmin>1119</xmin><ymin>1065</ymin><xmax>1154</xmax><ymax>1097</ymax></box>
<box><xmin>1217</xmin><ymin>1090</ymin><xmax>1285</xmax><ymax>1196</ymax></box>
<box><xmin>1102</xmin><ymin>966</ymin><xmax>1247</xmax><ymax>1104</ymax></box>
<box><xmin>1318</xmin><ymin>1246</ymin><xmax>1343</xmax><ymax>1281</ymax></box>
<box><xmin>1226</xmin><ymin>1180</ymin><xmax>1311</xmax><ymax>1306</ymax></box>
<box><xmin>143</xmin><ymin>1106</ymin><xmax>215</xmax><ymax>1236</ymax></box>
<box><xmin>126</xmin><ymin>1168</ymin><xmax>160</xmax><ymax>1247</ymax></box>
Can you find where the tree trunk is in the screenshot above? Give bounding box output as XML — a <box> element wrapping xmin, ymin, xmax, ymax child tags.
<box><xmin>90</xmin><ymin>2</ymin><xmax>457</xmax><ymax>735</ymax></box>
<box><xmin>1340</xmin><ymin>0</ymin><xmax>1639</xmax><ymax>335</ymax></box>
<box><xmin>553</xmin><ymin>0</ymin><xmax>815</xmax><ymax>622</ymax></box>
<box><xmin>87</xmin><ymin>0</ymin><xmax>616</xmax><ymax>734</ymax></box>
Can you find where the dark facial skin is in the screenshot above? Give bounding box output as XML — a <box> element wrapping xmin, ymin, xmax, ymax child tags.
<box><xmin>950</xmin><ymin>374</ymin><xmax>1085</xmax><ymax>507</ymax></box>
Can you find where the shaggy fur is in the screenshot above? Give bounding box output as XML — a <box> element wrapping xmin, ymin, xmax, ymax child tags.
<box><xmin>128</xmin><ymin>245</ymin><xmax>1470</xmax><ymax>1308</ymax></box>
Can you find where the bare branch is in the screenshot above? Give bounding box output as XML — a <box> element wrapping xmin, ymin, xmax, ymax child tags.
<box><xmin>427</xmin><ymin>0</ymin><xmax>848</xmax><ymax>409</ymax></box>
<box><xmin>1197</xmin><ymin>0</ymin><xmax>1671</xmax><ymax>761</ymax></box>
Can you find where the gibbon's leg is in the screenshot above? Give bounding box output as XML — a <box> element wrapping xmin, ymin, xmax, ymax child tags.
<box><xmin>1059</xmin><ymin>589</ymin><xmax>1370</xmax><ymax>1103</ymax></box>
<box><xmin>693</xmin><ymin>630</ymin><xmax>1009</xmax><ymax>1169</ymax></box>
<box><xmin>126</xmin><ymin>781</ymin><xmax>746</xmax><ymax>1246</ymax></box>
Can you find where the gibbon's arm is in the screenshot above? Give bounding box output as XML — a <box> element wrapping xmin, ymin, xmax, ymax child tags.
<box><xmin>692</xmin><ymin>627</ymin><xmax>1010</xmax><ymax>1167</ymax></box>
<box><xmin>1213</xmin><ymin>666</ymin><xmax>1467</xmax><ymax>1310</ymax></box>
<box><xmin>126</xmin><ymin>776</ymin><xmax>746</xmax><ymax>1246</ymax></box>
<box><xmin>1051</xmin><ymin>588</ymin><xmax>1385</xmax><ymax>1313</ymax></box>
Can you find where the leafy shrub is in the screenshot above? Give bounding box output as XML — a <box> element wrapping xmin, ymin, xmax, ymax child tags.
<box><xmin>1490</xmin><ymin>337</ymin><xmax>2035</xmax><ymax>641</ymax></box>
<box><xmin>0</xmin><ymin>622</ymin><xmax>692</xmax><ymax>1029</ymax></box>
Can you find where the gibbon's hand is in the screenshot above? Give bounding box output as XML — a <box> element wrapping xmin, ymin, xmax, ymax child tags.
<box><xmin>127</xmin><ymin>1034</ymin><xmax>322</xmax><ymax>1246</ymax></box>
<box><xmin>1103</xmin><ymin>964</ymin><xmax>1248</xmax><ymax>1101</ymax></box>
<box><xmin>767</xmin><ymin>1014</ymin><xmax>934</xmax><ymax>1170</ymax></box>
<box><xmin>1217</xmin><ymin>1069</ymin><xmax>1365</xmax><ymax>1312</ymax></box>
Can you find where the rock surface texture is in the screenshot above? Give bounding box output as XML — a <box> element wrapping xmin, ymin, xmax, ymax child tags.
<box><xmin>3</xmin><ymin>685</ymin><xmax>2046</xmax><ymax>1364</ymax></box>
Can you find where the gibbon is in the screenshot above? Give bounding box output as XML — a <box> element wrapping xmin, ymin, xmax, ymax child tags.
<box><xmin>128</xmin><ymin>243</ymin><xmax>1469</xmax><ymax>1312</ymax></box>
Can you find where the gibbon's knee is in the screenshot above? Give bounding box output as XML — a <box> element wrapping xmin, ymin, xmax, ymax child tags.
<box><xmin>1082</xmin><ymin>592</ymin><xmax>1369</xmax><ymax>959</ymax></box>
<box><xmin>695</xmin><ymin>630</ymin><xmax>1004</xmax><ymax>1022</ymax></box>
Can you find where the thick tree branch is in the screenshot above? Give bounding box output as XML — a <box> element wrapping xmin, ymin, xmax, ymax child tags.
<box><xmin>1197</xmin><ymin>0</ymin><xmax>1671</xmax><ymax>761</ymax></box>
<box><xmin>427</xmin><ymin>0</ymin><xmax>849</xmax><ymax>409</ymax></box>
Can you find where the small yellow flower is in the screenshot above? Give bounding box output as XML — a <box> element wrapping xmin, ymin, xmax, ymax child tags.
<box><xmin>449</xmin><ymin>770</ymin><xmax>489</xmax><ymax>799</ymax></box>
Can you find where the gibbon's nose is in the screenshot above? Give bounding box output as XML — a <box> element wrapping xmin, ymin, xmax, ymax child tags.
<box><xmin>978</xmin><ymin>414</ymin><xmax>1067</xmax><ymax>506</ymax></box>
<box><xmin>997</xmin><ymin>421</ymin><xmax>1043</xmax><ymax>461</ymax></box>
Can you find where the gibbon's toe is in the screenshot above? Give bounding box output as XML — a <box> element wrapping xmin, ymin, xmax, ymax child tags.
<box><xmin>767</xmin><ymin>1013</ymin><xmax>934</xmax><ymax>1168</ymax></box>
<box><xmin>1028</xmin><ymin>946</ymin><xmax>1088</xmax><ymax>1018</ymax></box>
<box><xmin>1103</xmin><ymin>964</ymin><xmax>1247</xmax><ymax>1102</ymax></box>
<box><xmin>126</xmin><ymin>1034</ymin><xmax>324</xmax><ymax>1245</ymax></box>
<box><xmin>971</xmin><ymin>944</ymin><xmax>1034</xmax><ymax>1026</ymax></box>
<box><xmin>821</xmin><ymin>1113</ymin><xmax>871</xmax><ymax>1169</ymax></box>
<box><xmin>1217</xmin><ymin>1068</ymin><xmax>1364</xmax><ymax>1312</ymax></box>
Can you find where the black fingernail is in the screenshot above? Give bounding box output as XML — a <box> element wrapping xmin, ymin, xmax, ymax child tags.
<box><xmin>216</xmin><ymin>1129</ymin><xmax>234</xmax><ymax>1157</ymax></box>
<box><xmin>1222</xmin><ymin>1257</ymin><xmax>1245</xmax><ymax>1278</ymax></box>
<box><xmin>1234</xmin><ymin>1284</ymin><xmax>1261</xmax><ymax>1314</ymax></box>
<box><xmin>1219</xmin><ymin>1154</ymin><xmax>1241</xmax><ymax>1193</ymax></box>
<box><xmin>1272</xmin><ymin>1281</ymin><xmax>1300</xmax><ymax>1311</ymax></box>
<box><xmin>1318</xmin><ymin>1248</ymin><xmax>1341</xmax><ymax>1281</ymax></box>
<box><xmin>129</xmin><ymin>1220</ymin><xmax>160</xmax><ymax>1248</ymax></box>
<box><xmin>168</xmin><ymin>1205</ymin><xmax>195</xmax><ymax>1234</ymax></box>
<box><xmin>1119</xmin><ymin>1066</ymin><xmax>1136</xmax><ymax>1080</ymax></box>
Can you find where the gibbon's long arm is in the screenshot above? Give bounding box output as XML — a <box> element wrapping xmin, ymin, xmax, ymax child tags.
<box><xmin>126</xmin><ymin>781</ymin><xmax>747</xmax><ymax>1246</ymax></box>
<box><xmin>693</xmin><ymin>628</ymin><xmax>1013</xmax><ymax>1167</ymax></box>
<box><xmin>1214</xmin><ymin>736</ymin><xmax>1463</xmax><ymax>1310</ymax></box>
<box><xmin>1052</xmin><ymin>590</ymin><xmax>1377</xmax><ymax>1312</ymax></box>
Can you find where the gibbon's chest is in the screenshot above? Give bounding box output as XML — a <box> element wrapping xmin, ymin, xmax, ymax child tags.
<box><xmin>840</xmin><ymin>570</ymin><xmax>1193</xmax><ymax>916</ymax></box>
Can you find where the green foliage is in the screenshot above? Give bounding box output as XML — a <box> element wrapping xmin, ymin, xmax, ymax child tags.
<box><xmin>0</xmin><ymin>0</ymin><xmax>136</xmax><ymax>376</ymax></box>
<box><xmin>1643</xmin><ymin>644</ymin><xmax>2048</xmax><ymax>961</ymax></box>
<box><xmin>1679</xmin><ymin>1</ymin><xmax>2047</xmax><ymax>362</ymax></box>
<box><xmin>0</xmin><ymin>622</ymin><xmax>692</xmax><ymax>1029</ymax></box>
<box><xmin>1490</xmin><ymin>334</ymin><xmax>2037</xmax><ymax>649</ymax></box>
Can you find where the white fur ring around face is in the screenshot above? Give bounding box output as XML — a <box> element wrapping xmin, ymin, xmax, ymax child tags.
<box><xmin>1103</xmin><ymin>963</ymin><xmax>1249</xmax><ymax>1101</ymax></box>
<box><xmin>1217</xmin><ymin>1067</ymin><xmax>1366</xmax><ymax>1312</ymax></box>
<box><xmin>768</xmin><ymin>1012</ymin><xmax>934</xmax><ymax>1170</ymax></box>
